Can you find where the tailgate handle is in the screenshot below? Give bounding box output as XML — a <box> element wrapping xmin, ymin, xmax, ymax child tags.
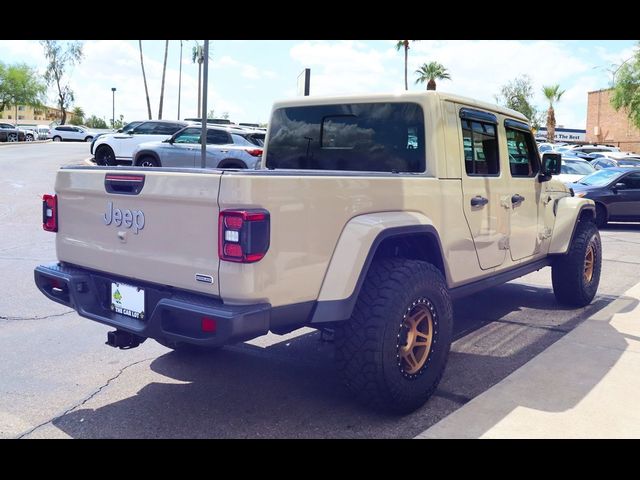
<box><xmin>104</xmin><ymin>174</ymin><xmax>146</xmax><ymax>195</ymax></box>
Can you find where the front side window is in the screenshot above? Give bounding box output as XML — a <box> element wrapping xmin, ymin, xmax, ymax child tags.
<box><xmin>266</xmin><ymin>102</ymin><xmax>425</xmax><ymax>172</ymax></box>
<box><xmin>506</xmin><ymin>127</ymin><xmax>539</xmax><ymax>177</ymax></box>
<box><xmin>462</xmin><ymin>119</ymin><xmax>499</xmax><ymax>175</ymax></box>
<box><xmin>618</xmin><ymin>172</ymin><xmax>640</xmax><ymax>189</ymax></box>
<box><xmin>173</xmin><ymin>127</ymin><xmax>201</xmax><ymax>144</ymax></box>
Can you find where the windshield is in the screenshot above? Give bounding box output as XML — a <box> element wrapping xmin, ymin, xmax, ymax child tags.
<box><xmin>579</xmin><ymin>168</ymin><xmax>622</xmax><ymax>186</ymax></box>
<box><xmin>618</xmin><ymin>159</ymin><xmax>640</xmax><ymax>167</ymax></box>
<box><xmin>561</xmin><ymin>160</ymin><xmax>595</xmax><ymax>175</ymax></box>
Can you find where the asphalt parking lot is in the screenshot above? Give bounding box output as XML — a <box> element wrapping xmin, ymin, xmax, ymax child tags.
<box><xmin>1</xmin><ymin>142</ymin><xmax>639</xmax><ymax>438</ymax></box>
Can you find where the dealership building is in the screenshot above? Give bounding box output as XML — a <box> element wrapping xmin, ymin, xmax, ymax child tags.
<box><xmin>586</xmin><ymin>88</ymin><xmax>640</xmax><ymax>153</ymax></box>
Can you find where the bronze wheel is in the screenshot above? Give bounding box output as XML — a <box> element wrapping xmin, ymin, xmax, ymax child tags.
<box><xmin>584</xmin><ymin>243</ymin><xmax>595</xmax><ymax>283</ymax></box>
<box><xmin>397</xmin><ymin>298</ymin><xmax>436</xmax><ymax>378</ymax></box>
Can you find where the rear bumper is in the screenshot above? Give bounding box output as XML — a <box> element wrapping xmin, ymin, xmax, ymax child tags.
<box><xmin>34</xmin><ymin>262</ymin><xmax>271</xmax><ymax>348</ymax></box>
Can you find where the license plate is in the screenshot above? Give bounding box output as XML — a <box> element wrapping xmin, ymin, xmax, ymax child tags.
<box><xmin>110</xmin><ymin>282</ymin><xmax>145</xmax><ymax>319</ymax></box>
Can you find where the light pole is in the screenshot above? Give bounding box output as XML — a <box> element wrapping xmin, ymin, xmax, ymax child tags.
<box><xmin>111</xmin><ymin>87</ymin><xmax>116</xmax><ymax>128</ymax></box>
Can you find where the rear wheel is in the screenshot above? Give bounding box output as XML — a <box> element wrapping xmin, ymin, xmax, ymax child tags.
<box><xmin>26</xmin><ymin>134</ymin><xmax>34</xmax><ymax>142</ymax></box>
<box><xmin>8</xmin><ymin>133</ymin><xmax>18</xmax><ymax>142</ymax></box>
<box><xmin>217</xmin><ymin>160</ymin><xmax>247</xmax><ymax>169</ymax></box>
<box><xmin>335</xmin><ymin>258</ymin><xmax>453</xmax><ymax>414</ymax></box>
<box><xmin>552</xmin><ymin>220</ymin><xmax>601</xmax><ymax>307</ymax></box>
<box><xmin>137</xmin><ymin>156</ymin><xmax>159</xmax><ymax>168</ymax></box>
<box><xmin>95</xmin><ymin>145</ymin><xmax>116</xmax><ymax>166</ymax></box>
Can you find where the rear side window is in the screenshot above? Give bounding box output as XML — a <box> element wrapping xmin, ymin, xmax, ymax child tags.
<box><xmin>154</xmin><ymin>123</ymin><xmax>184</xmax><ymax>135</ymax></box>
<box><xmin>506</xmin><ymin>127</ymin><xmax>539</xmax><ymax>177</ymax></box>
<box><xmin>462</xmin><ymin>120</ymin><xmax>499</xmax><ymax>175</ymax></box>
<box><xmin>207</xmin><ymin>130</ymin><xmax>232</xmax><ymax>145</ymax></box>
<box><xmin>266</xmin><ymin>102</ymin><xmax>425</xmax><ymax>172</ymax></box>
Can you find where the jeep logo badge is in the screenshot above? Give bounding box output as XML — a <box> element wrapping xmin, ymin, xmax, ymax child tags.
<box><xmin>103</xmin><ymin>201</ymin><xmax>145</xmax><ymax>234</ymax></box>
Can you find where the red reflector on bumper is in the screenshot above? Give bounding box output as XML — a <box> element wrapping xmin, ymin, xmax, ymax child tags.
<box><xmin>201</xmin><ymin>317</ymin><xmax>217</xmax><ymax>333</ymax></box>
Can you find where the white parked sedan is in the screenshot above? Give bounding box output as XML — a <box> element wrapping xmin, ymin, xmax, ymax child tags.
<box><xmin>48</xmin><ymin>125</ymin><xmax>98</xmax><ymax>142</ymax></box>
<box><xmin>554</xmin><ymin>157</ymin><xmax>596</xmax><ymax>184</ymax></box>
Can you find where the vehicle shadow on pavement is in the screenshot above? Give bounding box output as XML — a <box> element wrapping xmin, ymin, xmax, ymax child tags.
<box><xmin>50</xmin><ymin>283</ymin><xmax>628</xmax><ymax>438</ymax></box>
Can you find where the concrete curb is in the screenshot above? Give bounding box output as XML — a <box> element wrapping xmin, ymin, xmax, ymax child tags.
<box><xmin>416</xmin><ymin>282</ymin><xmax>640</xmax><ymax>439</ymax></box>
<box><xmin>84</xmin><ymin>157</ymin><xmax>96</xmax><ymax>166</ymax></box>
<box><xmin>0</xmin><ymin>140</ymin><xmax>52</xmax><ymax>146</ymax></box>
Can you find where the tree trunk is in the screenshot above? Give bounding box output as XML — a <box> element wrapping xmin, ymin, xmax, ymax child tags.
<box><xmin>427</xmin><ymin>79</ymin><xmax>436</xmax><ymax>91</ymax></box>
<box><xmin>197</xmin><ymin>60</ymin><xmax>202</xmax><ymax>118</ymax></box>
<box><xmin>158</xmin><ymin>40</ymin><xmax>169</xmax><ymax>120</ymax></box>
<box><xmin>404</xmin><ymin>43</ymin><xmax>408</xmax><ymax>91</ymax></box>
<box><xmin>547</xmin><ymin>107</ymin><xmax>555</xmax><ymax>143</ymax></box>
<box><xmin>59</xmin><ymin>94</ymin><xmax>66</xmax><ymax>124</ymax></box>
<box><xmin>139</xmin><ymin>40</ymin><xmax>152</xmax><ymax>120</ymax></box>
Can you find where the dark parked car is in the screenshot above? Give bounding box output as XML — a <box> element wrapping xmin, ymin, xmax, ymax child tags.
<box><xmin>591</xmin><ymin>156</ymin><xmax>640</xmax><ymax>170</ymax></box>
<box><xmin>0</xmin><ymin>122</ymin><xmax>26</xmax><ymax>142</ymax></box>
<box><xmin>572</xmin><ymin>167</ymin><xmax>640</xmax><ymax>227</ymax></box>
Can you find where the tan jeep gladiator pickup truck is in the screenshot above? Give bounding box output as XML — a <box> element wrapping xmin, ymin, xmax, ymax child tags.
<box><xmin>35</xmin><ymin>92</ymin><xmax>601</xmax><ymax>413</ymax></box>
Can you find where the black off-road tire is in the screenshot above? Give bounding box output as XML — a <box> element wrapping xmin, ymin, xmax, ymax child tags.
<box><xmin>595</xmin><ymin>203</ymin><xmax>608</xmax><ymax>228</ymax></box>
<box><xmin>335</xmin><ymin>258</ymin><xmax>453</xmax><ymax>414</ymax></box>
<box><xmin>552</xmin><ymin>220</ymin><xmax>601</xmax><ymax>307</ymax></box>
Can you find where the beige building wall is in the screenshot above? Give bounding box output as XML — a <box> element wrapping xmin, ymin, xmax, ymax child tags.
<box><xmin>586</xmin><ymin>89</ymin><xmax>640</xmax><ymax>153</ymax></box>
<box><xmin>0</xmin><ymin>104</ymin><xmax>76</xmax><ymax>126</ymax></box>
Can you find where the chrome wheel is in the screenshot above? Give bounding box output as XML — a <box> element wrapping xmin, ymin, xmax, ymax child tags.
<box><xmin>8</xmin><ymin>133</ymin><xmax>18</xmax><ymax>142</ymax></box>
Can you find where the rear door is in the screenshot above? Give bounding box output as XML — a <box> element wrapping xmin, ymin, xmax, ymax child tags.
<box><xmin>458</xmin><ymin>107</ymin><xmax>510</xmax><ymax>270</ymax></box>
<box><xmin>504</xmin><ymin>120</ymin><xmax>542</xmax><ymax>261</ymax></box>
<box><xmin>55</xmin><ymin>168</ymin><xmax>223</xmax><ymax>296</ymax></box>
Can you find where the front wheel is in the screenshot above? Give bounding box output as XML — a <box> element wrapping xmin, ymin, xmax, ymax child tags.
<box><xmin>8</xmin><ymin>133</ymin><xmax>18</xmax><ymax>142</ymax></box>
<box><xmin>52</xmin><ymin>136</ymin><xmax>62</xmax><ymax>142</ymax></box>
<box><xmin>26</xmin><ymin>134</ymin><xmax>34</xmax><ymax>142</ymax></box>
<box><xmin>137</xmin><ymin>156</ymin><xmax>160</xmax><ymax>167</ymax></box>
<box><xmin>95</xmin><ymin>145</ymin><xmax>116</xmax><ymax>166</ymax></box>
<box><xmin>552</xmin><ymin>220</ymin><xmax>602</xmax><ymax>307</ymax></box>
<box><xmin>335</xmin><ymin>258</ymin><xmax>453</xmax><ymax>414</ymax></box>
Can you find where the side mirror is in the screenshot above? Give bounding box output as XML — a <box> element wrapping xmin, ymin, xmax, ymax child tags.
<box><xmin>539</xmin><ymin>153</ymin><xmax>562</xmax><ymax>182</ymax></box>
<box><xmin>614</xmin><ymin>182</ymin><xmax>626</xmax><ymax>191</ymax></box>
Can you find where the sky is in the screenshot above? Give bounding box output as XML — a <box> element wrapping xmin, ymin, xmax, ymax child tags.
<box><xmin>0</xmin><ymin>40</ymin><xmax>637</xmax><ymax>128</ymax></box>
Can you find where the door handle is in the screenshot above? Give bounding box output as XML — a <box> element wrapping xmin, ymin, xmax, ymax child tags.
<box><xmin>219</xmin><ymin>150</ymin><xmax>228</xmax><ymax>153</ymax></box>
<box><xmin>511</xmin><ymin>194</ymin><xmax>525</xmax><ymax>204</ymax></box>
<box><xmin>470</xmin><ymin>196</ymin><xmax>489</xmax><ymax>207</ymax></box>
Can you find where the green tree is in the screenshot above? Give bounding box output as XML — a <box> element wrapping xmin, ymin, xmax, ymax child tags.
<box><xmin>415</xmin><ymin>61</ymin><xmax>451</xmax><ymax>91</ymax></box>
<box><xmin>495</xmin><ymin>75</ymin><xmax>544</xmax><ymax>129</ymax></box>
<box><xmin>85</xmin><ymin>115</ymin><xmax>107</xmax><ymax>129</ymax></box>
<box><xmin>542</xmin><ymin>84</ymin><xmax>565</xmax><ymax>143</ymax></box>
<box><xmin>139</xmin><ymin>40</ymin><xmax>153</xmax><ymax>120</ymax></box>
<box><xmin>41</xmin><ymin>41</ymin><xmax>83</xmax><ymax>125</ymax></box>
<box><xmin>611</xmin><ymin>42</ymin><xmax>640</xmax><ymax>130</ymax></box>
<box><xmin>158</xmin><ymin>40</ymin><xmax>169</xmax><ymax>119</ymax></box>
<box><xmin>193</xmin><ymin>44</ymin><xmax>205</xmax><ymax>117</ymax></box>
<box><xmin>207</xmin><ymin>108</ymin><xmax>216</xmax><ymax>119</ymax></box>
<box><xmin>69</xmin><ymin>106</ymin><xmax>85</xmax><ymax>125</ymax></box>
<box><xmin>110</xmin><ymin>114</ymin><xmax>125</xmax><ymax>130</ymax></box>
<box><xmin>221</xmin><ymin>111</ymin><xmax>229</xmax><ymax>120</ymax></box>
<box><xmin>395</xmin><ymin>40</ymin><xmax>417</xmax><ymax>91</ymax></box>
<box><xmin>0</xmin><ymin>62</ymin><xmax>46</xmax><ymax>123</ymax></box>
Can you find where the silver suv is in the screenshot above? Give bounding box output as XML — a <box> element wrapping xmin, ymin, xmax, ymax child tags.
<box><xmin>131</xmin><ymin>125</ymin><xmax>264</xmax><ymax>169</ymax></box>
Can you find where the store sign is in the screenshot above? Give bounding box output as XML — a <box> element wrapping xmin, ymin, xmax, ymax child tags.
<box><xmin>536</xmin><ymin>128</ymin><xmax>586</xmax><ymax>142</ymax></box>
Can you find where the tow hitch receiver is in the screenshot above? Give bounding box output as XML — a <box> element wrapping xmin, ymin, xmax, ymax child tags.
<box><xmin>106</xmin><ymin>330</ymin><xmax>145</xmax><ymax>349</ymax></box>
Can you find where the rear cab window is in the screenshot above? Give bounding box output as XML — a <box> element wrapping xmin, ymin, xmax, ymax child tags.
<box><xmin>266</xmin><ymin>102</ymin><xmax>425</xmax><ymax>172</ymax></box>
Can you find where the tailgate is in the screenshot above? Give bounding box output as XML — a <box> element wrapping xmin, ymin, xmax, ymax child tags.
<box><xmin>55</xmin><ymin>167</ymin><xmax>222</xmax><ymax>296</ymax></box>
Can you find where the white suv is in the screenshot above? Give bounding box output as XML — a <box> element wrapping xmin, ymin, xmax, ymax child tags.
<box><xmin>92</xmin><ymin>120</ymin><xmax>189</xmax><ymax>165</ymax></box>
<box><xmin>49</xmin><ymin>125</ymin><xmax>98</xmax><ymax>142</ymax></box>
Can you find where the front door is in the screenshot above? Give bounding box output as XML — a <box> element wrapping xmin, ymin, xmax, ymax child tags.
<box><xmin>505</xmin><ymin>122</ymin><xmax>542</xmax><ymax>261</ymax></box>
<box><xmin>607</xmin><ymin>172</ymin><xmax>640</xmax><ymax>219</ymax></box>
<box><xmin>459</xmin><ymin>107</ymin><xmax>509</xmax><ymax>270</ymax></box>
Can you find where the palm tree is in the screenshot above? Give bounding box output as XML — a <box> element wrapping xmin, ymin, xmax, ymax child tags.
<box><xmin>72</xmin><ymin>106</ymin><xmax>85</xmax><ymax>122</ymax></box>
<box><xmin>158</xmin><ymin>40</ymin><xmax>169</xmax><ymax>119</ymax></box>
<box><xmin>138</xmin><ymin>40</ymin><xmax>152</xmax><ymax>120</ymax></box>
<box><xmin>395</xmin><ymin>40</ymin><xmax>411</xmax><ymax>91</ymax></box>
<box><xmin>542</xmin><ymin>84</ymin><xmax>565</xmax><ymax>143</ymax></box>
<box><xmin>415</xmin><ymin>62</ymin><xmax>451</xmax><ymax>91</ymax></box>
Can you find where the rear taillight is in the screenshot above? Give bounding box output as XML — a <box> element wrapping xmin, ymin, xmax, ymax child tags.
<box><xmin>219</xmin><ymin>209</ymin><xmax>270</xmax><ymax>263</ymax></box>
<box><xmin>246</xmin><ymin>149</ymin><xmax>263</xmax><ymax>157</ymax></box>
<box><xmin>42</xmin><ymin>194</ymin><xmax>58</xmax><ymax>232</ymax></box>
